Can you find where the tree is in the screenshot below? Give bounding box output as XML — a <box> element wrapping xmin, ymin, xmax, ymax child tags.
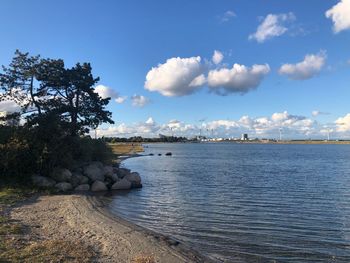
<box><xmin>0</xmin><ymin>50</ymin><xmax>114</xmax><ymax>135</ymax></box>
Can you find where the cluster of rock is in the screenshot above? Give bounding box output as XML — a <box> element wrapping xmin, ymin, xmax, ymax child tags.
<box><xmin>31</xmin><ymin>161</ymin><xmax>142</xmax><ymax>192</ymax></box>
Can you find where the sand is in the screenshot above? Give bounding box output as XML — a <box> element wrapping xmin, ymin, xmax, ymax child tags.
<box><xmin>10</xmin><ymin>194</ymin><xmax>212</xmax><ymax>263</ymax></box>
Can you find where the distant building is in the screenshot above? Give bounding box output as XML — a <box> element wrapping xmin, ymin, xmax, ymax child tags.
<box><xmin>241</xmin><ymin>133</ymin><xmax>248</xmax><ymax>141</ymax></box>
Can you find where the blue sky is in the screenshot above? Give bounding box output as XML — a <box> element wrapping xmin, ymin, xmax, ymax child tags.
<box><xmin>1</xmin><ymin>0</ymin><xmax>350</xmax><ymax>139</ymax></box>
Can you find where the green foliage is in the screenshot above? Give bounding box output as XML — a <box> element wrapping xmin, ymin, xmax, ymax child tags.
<box><xmin>0</xmin><ymin>50</ymin><xmax>115</xmax><ymax>184</ymax></box>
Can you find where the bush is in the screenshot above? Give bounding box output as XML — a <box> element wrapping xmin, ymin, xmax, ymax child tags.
<box><xmin>0</xmin><ymin>125</ymin><xmax>113</xmax><ymax>184</ymax></box>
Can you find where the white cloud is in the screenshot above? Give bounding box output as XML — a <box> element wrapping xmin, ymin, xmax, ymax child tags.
<box><xmin>94</xmin><ymin>85</ymin><xmax>126</xmax><ymax>104</ymax></box>
<box><xmin>207</xmin><ymin>63</ymin><xmax>270</xmax><ymax>95</ymax></box>
<box><xmin>249</xmin><ymin>13</ymin><xmax>296</xmax><ymax>43</ymax></box>
<box><xmin>131</xmin><ymin>95</ymin><xmax>150</xmax><ymax>107</ymax></box>
<box><xmin>278</xmin><ymin>52</ymin><xmax>326</xmax><ymax>80</ymax></box>
<box><xmin>0</xmin><ymin>100</ymin><xmax>20</xmax><ymax>113</ymax></box>
<box><xmin>220</xmin><ymin>10</ymin><xmax>236</xmax><ymax>22</ymax></box>
<box><xmin>145</xmin><ymin>56</ymin><xmax>205</xmax><ymax>97</ymax></box>
<box><xmin>115</xmin><ymin>96</ymin><xmax>127</xmax><ymax>104</ymax></box>
<box><xmin>312</xmin><ymin>110</ymin><xmax>330</xmax><ymax>117</ymax></box>
<box><xmin>94</xmin><ymin>111</ymin><xmax>350</xmax><ymax>139</ymax></box>
<box><xmin>212</xmin><ymin>50</ymin><xmax>224</xmax><ymax>65</ymax></box>
<box><xmin>325</xmin><ymin>0</ymin><xmax>350</xmax><ymax>33</ymax></box>
<box><xmin>189</xmin><ymin>74</ymin><xmax>206</xmax><ymax>87</ymax></box>
<box><xmin>335</xmin><ymin>113</ymin><xmax>350</xmax><ymax>132</ymax></box>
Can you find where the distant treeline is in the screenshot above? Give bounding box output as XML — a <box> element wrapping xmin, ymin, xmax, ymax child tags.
<box><xmin>102</xmin><ymin>136</ymin><xmax>196</xmax><ymax>143</ymax></box>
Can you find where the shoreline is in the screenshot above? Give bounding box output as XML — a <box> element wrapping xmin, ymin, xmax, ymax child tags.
<box><xmin>8</xmin><ymin>151</ymin><xmax>213</xmax><ymax>262</ymax></box>
<box><xmin>10</xmin><ymin>193</ymin><xmax>213</xmax><ymax>263</ymax></box>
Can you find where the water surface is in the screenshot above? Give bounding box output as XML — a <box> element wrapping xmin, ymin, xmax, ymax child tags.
<box><xmin>106</xmin><ymin>143</ymin><xmax>350</xmax><ymax>262</ymax></box>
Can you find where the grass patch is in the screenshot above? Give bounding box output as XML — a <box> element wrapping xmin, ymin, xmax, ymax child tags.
<box><xmin>108</xmin><ymin>143</ymin><xmax>144</xmax><ymax>156</ymax></box>
<box><xmin>0</xmin><ymin>239</ymin><xmax>95</xmax><ymax>263</ymax></box>
<box><xmin>132</xmin><ymin>254</ymin><xmax>156</xmax><ymax>263</ymax></box>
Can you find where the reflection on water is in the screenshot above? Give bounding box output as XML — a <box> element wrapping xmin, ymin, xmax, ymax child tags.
<box><xmin>105</xmin><ymin>143</ymin><xmax>350</xmax><ymax>262</ymax></box>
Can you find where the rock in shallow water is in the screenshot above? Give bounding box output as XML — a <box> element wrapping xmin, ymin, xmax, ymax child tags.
<box><xmin>91</xmin><ymin>180</ymin><xmax>108</xmax><ymax>192</ymax></box>
<box><xmin>111</xmin><ymin>178</ymin><xmax>131</xmax><ymax>190</ymax></box>
<box><xmin>124</xmin><ymin>172</ymin><xmax>142</xmax><ymax>186</ymax></box>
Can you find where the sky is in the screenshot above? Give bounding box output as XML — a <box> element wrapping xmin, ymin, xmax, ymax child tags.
<box><xmin>0</xmin><ymin>0</ymin><xmax>350</xmax><ymax>139</ymax></box>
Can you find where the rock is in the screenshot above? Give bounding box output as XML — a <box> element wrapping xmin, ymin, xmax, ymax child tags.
<box><xmin>55</xmin><ymin>182</ymin><xmax>73</xmax><ymax>192</ymax></box>
<box><xmin>70</xmin><ymin>173</ymin><xmax>81</xmax><ymax>187</ymax></box>
<box><xmin>165</xmin><ymin>152</ymin><xmax>172</xmax><ymax>156</ymax></box>
<box><xmin>91</xmin><ymin>180</ymin><xmax>108</xmax><ymax>192</ymax></box>
<box><xmin>103</xmin><ymin>166</ymin><xmax>114</xmax><ymax>178</ymax></box>
<box><xmin>31</xmin><ymin>175</ymin><xmax>56</xmax><ymax>188</ymax></box>
<box><xmin>71</xmin><ymin>173</ymin><xmax>89</xmax><ymax>185</ymax></box>
<box><xmin>124</xmin><ymin>172</ymin><xmax>141</xmax><ymax>185</ymax></box>
<box><xmin>83</xmin><ymin>163</ymin><xmax>105</xmax><ymax>182</ymax></box>
<box><xmin>74</xmin><ymin>184</ymin><xmax>90</xmax><ymax>191</ymax></box>
<box><xmin>50</xmin><ymin>168</ymin><xmax>72</xmax><ymax>182</ymax></box>
<box><xmin>111</xmin><ymin>178</ymin><xmax>131</xmax><ymax>190</ymax></box>
<box><xmin>111</xmin><ymin>174</ymin><xmax>119</xmax><ymax>182</ymax></box>
<box><xmin>116</xmin><ymin>168</ymin><xmax>131</xmax><ymax>179</ymax></box>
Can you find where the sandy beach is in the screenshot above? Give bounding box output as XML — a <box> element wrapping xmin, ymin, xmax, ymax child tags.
<box><xmin>10</xmin><ymin>193</ymin><xmax>211</xmax><ymax>263</ymax></box>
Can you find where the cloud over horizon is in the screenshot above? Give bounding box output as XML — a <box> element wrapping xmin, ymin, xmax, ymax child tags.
<box><xmin>249</xmin><ymin>12</ymin><xmax>296</xmax><ymax>43</ymax></box>
<box><xmin>278</xmin><ymin>51</ymin><xmax>326</xmax><ymax>80</ymax></box>
<box><xmin>93</xmin><ymin>111</ymin><xmax>350</xmax><ymax>140</ymax></box>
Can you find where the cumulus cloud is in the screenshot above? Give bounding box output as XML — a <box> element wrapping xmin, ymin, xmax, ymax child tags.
<box><xmin>207</xmin><ymin>63</ymin><xmax>270</xmax><ymax>95</ymax></box>
<box><xmin>278</xmin><ymin>51</ymin><xmax>326</xmax><ymax>80</ymax></box>
<box><xmin>145</xmin><ymin>56</ymin><xmax>205</xmax><ymax>97</ymax></box>
<box><xmin>335</xmin><ymin>113</ymin><xmax>350</xmax><ymax>132</ymax></box>
<box><xmin>131</xmin><ymin>95</ymin><xmax>150</xmax><ymax>107</ymax></box>
<box><xmin>212</xmin><ymin>50</ymin><xmax>224</xmax><ymax>65</ymax></box>
<box><xmin>94</xmin><ymin>111</ymin><xmax>328</xmax><ymax>139</ymax></box>
<box><xmin>94</xmin><ymin>85</ymin><xmax>126</xmax><ymax>104</ymax></box>
<box><xmin>220</xmin><ymin>10</ymin><xmax>236</xmax><ymax>22</ymax></box>
<box><xmin>249</xmin><ymin>13</ymin><xmax>296</xmax><ymax>43</ymax></box>
<box><xmin>325</xmin><ymin>0</ymin><xmax>350</xmax><ymax>33</ymax></box>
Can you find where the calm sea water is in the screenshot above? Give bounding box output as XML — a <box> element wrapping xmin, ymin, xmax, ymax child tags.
<box><xmin>105</xmin><ymin>143</ymin><xmax>350</xmax><ymax>262</ymax></box>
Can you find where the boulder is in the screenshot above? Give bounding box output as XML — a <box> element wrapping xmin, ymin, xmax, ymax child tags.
<box><xmin>116</xmin><ymin>168</ymin><xmax>131</xmax><ymax>178</ymax></box>
<box><xmin>55</xmin><ymin>182</ymin><xmax>73</xmax><ymax>192</ymax></box>
<box><xmin>83</xmin><ymin>163</ymin><xmax>105</xmax><ymax>182</ymax></box>
<box><xmin>111</xmin><ymin>178</ymin><xmax>131</xmax><ymax>190</ymax></box>
<box><xmin>110</xmin><ymin>173</ymin><xmax>119</xmax><ymax>182</ymax></box>
<box><xmin>103</xmin><ymin>166</ymin><xmax>114</xmax><ymax>178</ymax></box>
<box><xmin>91</xmin><ymin>180</ymin><xmax>108</xmax><ymax>192</ymax></box>
<box><xmin>124</xmin><ymin>172</ymin><xmax>142</xmax><ymax>185</ymax></box>
<box><xmin>31</xmin><ymin>175</ymin><xmax>56</xmax><ymax>188</ymax></box>
<box><xmin>70</xmin><ymin>173</ymin><xmax>81</xmax><ymax>187</ymax></box>
<box><xmin>74</xmin><ymin>184</ymin><xmax>90</xmax><ymax>191</ymax></box>
<box><xmin>71</xmin><ymin>173</ymin><xmax>89</xmax><ymax>186</ymax></box>
<box><xmin>50</xmin><ymin>168</ymin><xmax>72</xmax><ymax>182</ymax></box>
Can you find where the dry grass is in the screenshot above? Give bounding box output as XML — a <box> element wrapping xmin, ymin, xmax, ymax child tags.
<box><xmin>132</xmin><ymin>254</ymin><xmax>156</xmax><ymax>263</ymax></box>
<box><xmin>1</xmin><ymin>239</ymin><xmax>95</xmax><ymax>263</ymax></box>
<box><xmin>108</xmin><ymin>143</ymin><xmax>144</xmax><ymax>156</ymax></box>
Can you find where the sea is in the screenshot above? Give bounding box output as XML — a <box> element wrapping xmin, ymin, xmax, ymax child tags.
<box><xmin>105</xmin><ymin>143</ymin><xmax>350</xmax><ymax>262</ymax></box>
